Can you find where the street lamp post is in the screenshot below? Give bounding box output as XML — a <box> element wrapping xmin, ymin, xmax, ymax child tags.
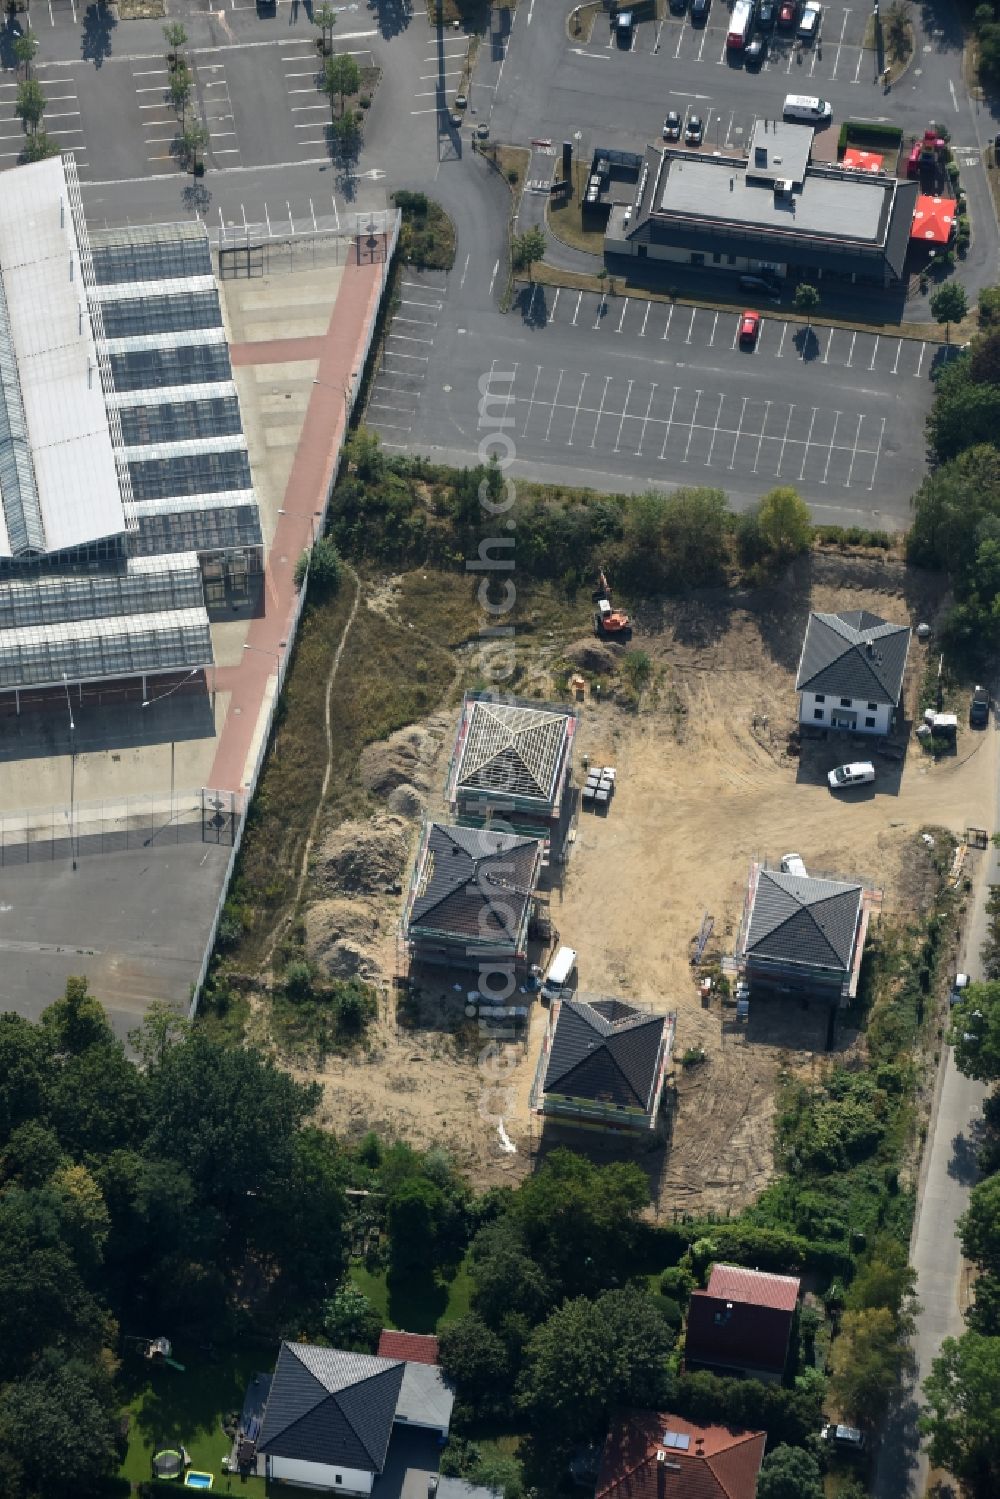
<box><xmin>313</xmin><ymin>371</ymin><xmax>360</xmax><ymax>422</ymax></box>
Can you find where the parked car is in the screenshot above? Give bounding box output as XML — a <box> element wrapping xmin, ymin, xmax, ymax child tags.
<box><xmin>454</xmin><ymin>93</ymin><xmax>468</xmax><ymax>109</ymax></box>
<box><xmin>739</xmin><ymin>272</ymin><xmax>778</xmax><ymax>293</ymax></box>
<box><xmin>663</xmin><ymin>109</ymin><xmax>682</xmax><ymax>141</ymax></box>
<box><xmin>745</xmin><ymin>33</ymin><xmax>767</xmax><ymax>62</ymax></box>
<box><xmin>690</xmin><ymin>0</ymin><xmax>711</xmax><ymax>24</ymax></box>
<box><xmin>739</xmin><ymin>309</ymin><xmax>761</xmax><ymax>346</ymax></box>
<box><xmin>821</xmin><ymin>1424</ymin><xmax>866</xmax><ymax>1453</ymax></box>
<box><xmin>827</xmin><ymin>761</ymin><xmax>876</xmax><ymax>790</ymax></box>
<box><xmin>950</xmin><ymin>973</ymin><xmax>971</xmax><ymax>1006</ymax></box>
<box><xmin>780</xmin><ymin>853</ymin><xmax>808</xmax><ymax>876</ymax></box>
<box><xmin>971</xmin><ymin>684</ymin><xmax>990</xmax><ymax>727</ymax></box>
<box><xmin>777</xmin><ymin>0</ymin><xmax>797</xmax><ymax>26</ymax></box>
<box><xmin>783</xmin><ymin>93</ymin><xmax>832</xmax><ymax>123</ymax></box>
<box><xmin>685</xmin><ymin>113</ymin><xmax>704</xmax><ymax>144</ymax></box>
<box><xmin>757</xmin><ymin>0</ymin><xmax>775</xmax><ymax>24</ymax></box>
<box><xmin>797</xmin><ymin>1</ymin><xmax>820</xmax><ymax>37</ymax></box>
<box><xmin>615</xmin><ymin>8</ymin><xmax>635</xmax><ymax>43</ymax></box>
<box><xmin>670</xmin><ymin>0</ymin><xmax>687</xmax><ymax>13</ymax></box>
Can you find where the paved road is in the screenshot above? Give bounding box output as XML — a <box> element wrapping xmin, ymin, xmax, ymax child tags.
<box><xmin>367</xmin><ymin>269</ymin><xmax>943</xmax><ymax>524</ymax></box>
<box><xmin>873</xmin><ymin>731</ymin><xmax>996</xmax><ymax>1499</ymax></box>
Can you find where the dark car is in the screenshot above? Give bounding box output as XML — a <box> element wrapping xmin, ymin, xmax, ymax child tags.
<box><xmin>670</xmin><ymin>0</ymin><xmax>688</xmax><ymax>13</ymax></box>
<box><xmin>685</xmin><ymin>113</ymin><xmax>704</xmax><ymax>144</ymax></box>
<box><xmin>971</xmin><ymin>685</ymin><xmax>990</xmax><ymax>727</ymax></box>
<box><xmin>757</xmin><ymin>0</ymin><xmax>775</xmax><ymax>24</ymax></box>
<box><xmin>777</xmin><ymin>0</ymin><xmax>797</xmax><ymax>25</ymax></box>
<box><xmin>739</xmin><ymin>272</ymin><xmax>778</xmax><ymax>293</ymax></box>
<box><xmin>690</xmin><ymin>0</ymin><xmax>711</xmax><ymax>23</ymax></box>
<box><xmin>745</xmin><ymin>33</ymin><xmax>767</xmax><ymax>62</ymax></box>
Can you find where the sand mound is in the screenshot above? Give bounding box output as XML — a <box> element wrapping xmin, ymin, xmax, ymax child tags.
<box><xmin>305</xmin><ymin>897</ymin><xmax>382</xmax><ymax>981</ymax></box>
<box><xmin>315</xmin><ymin>815</ymin><xmax>410</xmax><ymax>895</ymax></box>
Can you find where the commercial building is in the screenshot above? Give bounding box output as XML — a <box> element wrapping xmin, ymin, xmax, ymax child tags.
<box><xmin>0</xmin><ymin>155</ymin><xmax>263</xmax><ymax>712</ymax></box>
<box><xmin>606</xmin><ymin>119</ymin><xmax>918</xmax><ymax>286</ymax></box>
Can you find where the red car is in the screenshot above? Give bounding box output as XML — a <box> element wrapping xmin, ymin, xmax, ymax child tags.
<box><xmin>739</xmin><ymin>310</ymin><xmax>761</xmax><ymax>347</ymax></box>
<box><xmin>777</xmin><ymin>0</ymin><xmax>797</xmax><ymax>25</ymax></box>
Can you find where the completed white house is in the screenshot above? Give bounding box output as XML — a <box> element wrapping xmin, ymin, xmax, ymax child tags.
<box><xmin>795</xmin><ymin>610</ymin><xmax>911</xmax><ymax>736</ymax></box>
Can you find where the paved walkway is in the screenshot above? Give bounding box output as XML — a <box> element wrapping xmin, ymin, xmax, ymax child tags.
<box><xmin>208</xmin><ymin>238</ymin><xmax>389</xmax><ymax>795</ymax></box>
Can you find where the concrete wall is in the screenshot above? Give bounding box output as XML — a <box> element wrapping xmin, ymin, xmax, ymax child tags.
<box><xmin>268</xmin><ymin>1455</ymin><xmax>373</xmax><ymax>1493</ymax></box>
<box><xmin>800</xmin><ymin>690</ymin><xmax>892</xmax><ymax>734</ymax></box>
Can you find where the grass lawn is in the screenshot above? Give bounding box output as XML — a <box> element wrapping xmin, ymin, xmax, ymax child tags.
<box><xmin>119</xmin><ymin>1343</ymin><xmax>270</xmax><ymax>1497</ymax></box>
<box><xmin>350</xmin><ymin>1253</ymin><xmax>474</xmax><ymax>1334</ymax></box>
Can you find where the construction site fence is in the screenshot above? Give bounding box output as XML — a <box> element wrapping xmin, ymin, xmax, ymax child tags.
<box><xmin>187</xmin><ymin>210</ymin><xmax>401</xmax><ymax>1017</ymax></box>
<box><xmin>0</xmin><ymin>789</ymin><xmax>238</xmax><ymax>867</ymax></box>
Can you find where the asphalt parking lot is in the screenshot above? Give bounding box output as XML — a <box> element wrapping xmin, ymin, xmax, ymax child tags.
<box><xmin>366</xmin><ymin>273</ymin><xmax>937</xmax><ymax>526</ymax></box>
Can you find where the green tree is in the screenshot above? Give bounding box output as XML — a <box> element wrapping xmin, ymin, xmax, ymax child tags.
<box><xmin>181</xmin><ymin>119</ymin><xmax>209</xmax><ymax>174</ymax></box>
<box><xmin>40</xmin><ymin>976</ymin><xmax>112</xmax><ymax>1055</ymax></box>
<box><xmin>21</xmin><ymin>129</ymin><xmax>59</xmax><ymax>162</ymax></box>
<box><xmin>163</xmin><ymin>21</ymin><xmax>188</xmax><ymax>62</ymax></box>
<box><xmin>387</xmin><ymin>1176</ymin><xmax>450</xmax><ymax>1277</ymax></box>
<box><xmin>969</xmin><ymin>330</ymin><xmax>1000</xmax><ymax>386</ymax></box>
<box><xmin>979</xmin><ymin>284</ymin><xmax>1000</xmax><ymax>329</ymax></box>
<box><xmin>846</xmin><ymin>1234</ymin><xmax>918</xmax><ymax>1317</ymax></box>
<box><xmin>313</xmin><ymin>2</ymin><xmax>338</xmax><ymax>51</ymax></box>
<box><xmin>1</xmin><ymin>1121</ymin><xmax>65</xmax><ymax>1189</ymax></box>
<box><xmin>793</xmin><ymin>282</ymin><xmax>820</xmax><ymax>326</ymax></box>
<box><xmin>512</xmin><ymin>227</ymin><xmax>546</xmax><ymax>282</ymax></box>
<box><xmin>169</xmin><ymin>60</ymin><xmax>193</xmax><ymax>120</ymax></box>
<box><xmin>828</xmin><ymin>1305</ymin><xmax>913</xmax><ymax>1426</ymax></box>
<box><xmin>949</xmin><ymin>981</ymin><xmax>1000</xmax><ymax>1081</ymax></box>
<box><xmin>439</xmin><ymin>1314</ymin><xmax>512</xmax><ymax>1418</ymax></box>
<box><xmin>622</xmin><ymin>485</ymin><xmax>729</xmax><ymax>591</ymax></box>
<box><xmin>265</xmin><ymin>1126</ymin><xmax>347</xmax><ymax>1307</ymax></box>
<box><xmin>921</xmin><ymin>1331</ymin><xmax>1000</xmax><ymax>1498</ymax></box>
<box><xmin>324</xmin><ymin>53</ymin><xmax>361</xmax><ymax>115</ymax></box>
<box><xmin>472</xmin><ymin>1452</ymin><xmax>524</xmax><ymax>1499</ymax></box>
<box><xmin>127</xmin><ymin>1000</ymin><xmax>189</xmax><ymax>1070</ymax></box>
<box><xmin>0</xmin><ymin>1014</ymin><xmax>50</xmax><ymax>1146</ymax></box>
<box><xmin>48</xmin><ymin>1039</ymin><xmax>148</xmax><ymax>1158</ymax></box>
<box><xmin>322</xmin><ymin>1282</ymin><xmax>381</xmax><ymax>1352</ymax></box>
<box><xmin>517</xmin><ymin>1287</ymin><xmax>673</xmax><ymax>1445</ymax></box>
<box><xmin>469</xmin><ymin>1216</ymin><xmax>553</xmax><ymax>1328</ymax></box>
<box><xmin>959</xmin><ymin>1173</ymin><xmax>1000</xmax><ymax>1278</ymax></box>
<box><xmin>756</xmin><ymin>485</ymin><xmax>813</xmax><ymax>561</ymax></box>
<box><xmin>304</xmin><ymin>536</ymin><xmax>343</xmax><ymax>600</ymax></box>
<box><xmin>931</xmin><ymin>281</ymin><xmax>969</xmax><ymax>341</ymax></box>
<box><xmin>334</xmin><ymin>107</ymin><xmax>362</xmax><ymax>154</ymax></box>
<box><xmin>13</xmin><ymin>32</ymin><xmax>38</xmax><ymax>79</ymax></box>
<box><xmin>0</xmin><ymin>1353</ymin><xmax>119</xmax><ymax>1499</ymax></box>
<box><xmin>512</xmin><ymin>1150</ymin><xmax>648</xmax><ymax>1299</ymax></box>
<box><xmin>756</xmin><ymin>1443</ymin><xmax>824</xmax><ymax>1499</ymax></box>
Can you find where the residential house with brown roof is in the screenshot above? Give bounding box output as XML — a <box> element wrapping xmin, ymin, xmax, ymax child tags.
<box><xmin>684</xmin><ymin>1264</ymin><xmax>801</xmax><ymax>1383</ymax></box>
<box><xmin>377</xmin><ymin>1331</ymin><xmax>440</xmax><ymax>1366</ymax></box>
<box><xmin>597</xmin><ymin>1410</ymin><xmax>765</xmax><ymax>1499</ymax></box>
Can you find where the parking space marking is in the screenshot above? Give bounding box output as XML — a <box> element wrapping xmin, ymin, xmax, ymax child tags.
<box><xmin>708</xmin><ymin>310</ymin><xmax>719</xmax><ymax>347</ymax></box>
<box><xmin>892</xmin><ymin>340</ymin><xmax>903</xmax><ymax>374</ymax></box>
<box><xmin>843</xmin><ymin>412</ymin><xmax>865</xmax><ymax>487</ymax></box>
<box><xmin>775</xmin><ymin>323</ymin><xmax>789</xmax><ymax>358</ymax></box>
<box><xmin>845</xmin><ymin>330</ymin><xmax>857</xmax><ymax>368</ymax></box>
<box><xmin>869</xmin><ymin>415</ymin><xmax>886</xmax><ymax>490</ymax></box>
<box><xmin>685</xmin><ymin>307</ymin><xmax>697</xmax><ymax>344</ymax></box>
<box><xmin>682</xmin><ymin>391</ymin><xmax>703</xmax><ymax>461</ymax></box>
<box><xmin>528</xmin><ymin>283</ymin><xmax>541</xmax><ymax>323</ymax></box>
<box><xmin>522</xmin><ymin>364</ymin><xmax>543</xmax><ymax>435</ymax></box>
<box><xmin>566</xmin><ymin>373</ymin><xmax>589</xmax><ymax>446</ymax></box>
<box><xmin>752</xmin><ymin>400</ymin><xmax>772</xmax><ymax>473</ymax></box>
<box><xmin>869</xmin><ymin>334</ymin><xmax>879</xmax><ymax>370</ymax></box>
<box><xmin>798</xmin><ymin>407</ymin><xmax>818</xmax><ymax>480</ymax></box>
<box><xmin>776</xmin><ymin>404</ymin><xmax>796</xmax><ymax>474</ymax></box>
<box><xmin>636</xmin><ymin>383</ymin><xmax>657</xmax><ymax>455</ymax></box>
<box><xmin>639</xmin><ymin>301</ymin><xmax>651</xmax><ymax>337</ymax></box>
<box><xmin>914</xmin><ymin>342</ymin><xmax>927</xmax><ymax>378</ymax></box>
<box><xmin>551</xmin><ymin>288</ymin><xmax>561</xmax><ymax>320</ymax></box>
<box><xmin>591</xmin><ymin>374</ymin><xmax>612</xmax><ymax>447</ymax></box>
<box><xmin>830</xmin><ymin>7</ymin><xmax>850</xmax><ymax>78</ymax></box>
<box><xmin>853</xmin><ymin>44</ymin><xmax>864</xmax><ymax>82</ymax></box>
<box><xmin>614</xmin><ymin>378</ymin><xmax>634</xmax><ymax>451</ymax></box>
<box><xmin>729</xmin><ymin>395</ymin><xmax>748</xmax><ymax>469</ymax></box>
<box><xmin>593</xmin><ymin>296</ymin><xmax>605</xmax><ymax>331</ymax></box>
<box><xmin>820</xmin><ymin>411</ymin><xmax>841</xmax><ymax>483</ymax></box>
<box><xmin>662</xmin><ymin>304</ymin><xmax>674</xmax><ymax>340</ymax></box>
<box><xmin>616</xmin><ymin>297</ymin><xmax>629</xmax><ymax>333</ymax></box>
<box><xmin>704</xmin><ymin>391</ymin><xmax>725</xmax><ymax>466</ymax></box>
<box><xmin>659</xmin><ymin>386</ymin><xmax>681</xmax><ymax>459</ymax></box>
<box><xmin>572</xmin><ymin>291</ymin><xmax>582</xmax><ymax>326</ymax></box>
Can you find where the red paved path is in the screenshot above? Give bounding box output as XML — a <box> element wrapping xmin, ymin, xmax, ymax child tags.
<box><xmin>208</xmin><ymin>242</ymin><xmax>388</xmax><ymax>795</ymax></box>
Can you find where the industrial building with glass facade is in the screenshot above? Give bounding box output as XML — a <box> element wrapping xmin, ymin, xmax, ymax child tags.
<box><xmin>0</xmin><ymin>154</ymin><xmax>263</xmax><ymax>712</ymax></box>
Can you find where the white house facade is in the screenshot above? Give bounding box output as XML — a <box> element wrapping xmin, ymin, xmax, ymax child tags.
<box><xmin>799</xmin><ymin>690</ymin><xmax>893</xmax><ymax>736</ymax></box>
<box><xmin>265</xmin><ymin>1455</ymin><xmax>373</xmax><ymax>1493</ymax></box>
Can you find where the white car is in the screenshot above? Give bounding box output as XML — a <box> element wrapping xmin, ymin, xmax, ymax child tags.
<box><xmin>950</xmin><ymin>973</ymin><xmax>971</xmax><ymax>1006</ymax></box>
<box><xmin>827</xmin><ymin>761</ymin><xmax>876</xmax><ymax>790</ymax></box>
<box><xmin>797</xmin><ymin>2</ymin><xmax>820</xmax><ymax>38</ymax></box>
<box><xmin>780</xmin><ymin>853</ymin><xmax>808</xmax><ymax>877</ymax></box>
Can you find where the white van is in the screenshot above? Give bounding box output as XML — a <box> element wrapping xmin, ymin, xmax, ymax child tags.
<box><xmin>780</xmin><ymin>853</ymin><xmax>808</xmax><ymax>877</ymax></box>
<box><xmin>541</xmin><ymin>946</ymin><xmax>577</xmax><ymax>1001</ymax></box>
<box><xmin>783</xmin><ymin>94</ymin><xmax>832</xmax><ymax>123</ymax></box>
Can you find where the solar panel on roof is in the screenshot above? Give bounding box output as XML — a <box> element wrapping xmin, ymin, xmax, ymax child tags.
<box><xmin>662</xmin><ymin>1431</ymin><xmax>690</xmax><ymax>1450</ymax></box>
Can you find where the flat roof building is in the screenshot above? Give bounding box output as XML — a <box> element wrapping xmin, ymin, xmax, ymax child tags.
<box><xmin>0</xmin><ymin>155</ymin><xmax>264</xmax><ymax>707</ymax></box>
<box><xmin>607</xmin><ymin>122</ymin><xmax>918</xmax><ymax>286</ymax></box>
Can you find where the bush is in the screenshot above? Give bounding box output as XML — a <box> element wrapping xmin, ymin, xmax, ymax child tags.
<box><xmin>659</xmin><ymin>1265</ymin><xmax>695</xmax><ymax>1300</ymax></box>
<box><xmin>284</xmin><ymin>960</ymin><xmax>315</xmax><ymax>1000</ymax></box>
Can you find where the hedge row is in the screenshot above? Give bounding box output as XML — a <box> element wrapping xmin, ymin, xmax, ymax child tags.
<box><xmin>638</xmin><ymin>1220</ymin><xmax>854</xmax><ymax>1281</ymax></box>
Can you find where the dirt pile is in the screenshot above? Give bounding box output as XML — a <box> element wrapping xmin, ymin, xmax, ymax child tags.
<box><xmin>305</xmin><ymin>897</ymin><xmax>383</xmax><ymax>981</ymax></box>
<box><xmin>314</xmin><ymin>814</ymin><xmax>410</xmax><ymax>896</ymax></box>
<box><xmin>359</xmin><ymin>717</ymin><xmax>450</xmax><ymax>799</ymax></box>
<box><xmin>564</xmin><ymin>638</ymin><xmax>620</xmax><ymax>675</ymax></box>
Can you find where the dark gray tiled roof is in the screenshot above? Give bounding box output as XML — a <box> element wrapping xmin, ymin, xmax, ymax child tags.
<box><xmin>544</xmin><ymin>998</ymin><xmax>666</xmax><ymax>1110</ymax></box>
<box><xmin>795</xmin><ymin>610</ymin><xmax>910</xmax><ymax>706</ymax></box>
<box><xmin>746</xmin><ymin>869</ymin><xmax>863</xmax><ymax>971</ymax></box>
<box><xmin>257</xmin><ymin>1343</ymin><xmax>403</xmax><ymax>1473</ymax></box>
<box><xmin>408</xmin><ymin>823</ymin><xmax>541</xmax><ymax>944</ymax></box>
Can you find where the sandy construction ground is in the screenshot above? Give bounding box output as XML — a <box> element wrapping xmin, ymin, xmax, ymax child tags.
<box><xmin>299</xmin><ymin>557</ymin><xmax>997</xmax><ymax>1212</ymax></box>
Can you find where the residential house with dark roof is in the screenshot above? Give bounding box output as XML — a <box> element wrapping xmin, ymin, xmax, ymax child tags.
<box><xmin>736</xmin><ymin>861</ymin><xmax>876</xmax><ymax>1003</ymax></box>
<box><xmin>795</xmin><ymin>609</ymin><xmax>911</xmax><ymax>736</ymax></box>
<box><xmin>597</xmin><ymin>1410</ymin><xmax>765</xmax><ymax>1499</ymax></box>
<box><xmin>532</xmin><ymin>995</ymin><xmax>675</xmax><ymax>1132</ymax></box>
<box><xmin>254</xmin><ymin>1341</ymin><xmax>454</xmax><ymax>1493</ymax></box>
<box><xmin>684</xmin><ymin>1264</ymin><xmax>801</xmax><ymax>1383</ymax></box>
<box><xmin>402</xmin><ymin>821</ymin><xmax>543</xmax><ymax>969</ymax></box>
<box><xmin>446</xmin><ymin>692</ymin><xmax>578</xmax><ymax>854</ymax></box>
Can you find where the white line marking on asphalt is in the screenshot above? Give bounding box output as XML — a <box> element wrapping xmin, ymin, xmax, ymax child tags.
<box><xmin>682</xmin><ymin>392</ymin><xmax>703</xmax><ymax>461</ymax></box>
<box><xmin>636</xmin><ymin>384</ymin><xmax>657</xmax><ymax>455</ymax></box>
<box><xmin>776</xmin><ymin>405</ymin><xmax>795</xmax><ymax>474</ymax></box>
<box><xmin>614</xmin><ymin>379</ymin><xmax>634</xmax><ymax>451</ymax></box>
<box><xmin>591</xmin><ymin>375</ymin><xmax>612</xmax><ymax>447</ymax></box>
<box><xmin>846</xmin><ymin>330</ymin><xmax>857</xmax><ymax>367</ymax></box>
<box><xmin>685</xmin><ymin>307</ymin><xmax>696</xmax><ymax>344</ymax></box>
<box><xmin>775</xmin><ymin>323</ymin><xmax>788</xmax><ymax>358</ymax></box>
<box><xmin>388</xmin><ymin>332</ymin><xmax>435</xmax><ymax>343</ymax></box>
<box><xmin>489</xmin><ymin>260</ymin><xmax>499</xmax><ymax>299</ymax></box>
<box><xmin>659</xmin><ymin>386</ymin><xmax>681</xmax><ymax>459</ymax></box>
<box><xmin>892</xmin><ymin>339</ymin><xmax>902</xmax><ymax>374</ymax></box>
<box><xmin>914</xmin><ymin>342</ymin><xmax>927</xmax><ymax>377</ymax></box>
<box><xmin>502</xmin><ymin>364</ymin><xmax>519</xmax><ymax>429</ymax></box>
<box><xmin>593</xmin><ymin>297</ymin><xmax>606</xmax><ymax>331</ymax></box>
<box><xmin>830</xmin><ymin>8</ymin><xmax>849</xmax><ymax>78</ymax></box>
<box><xmin>709</xmin><ymin>310</ymin><xmax>718</xmax><ymax>347</ymax></box>
<box><xmin>567</xmin><ymin>373</ymin><xmax>589</xmax><ymax>446</ymax></box>
<box><xmin>529</xmin><ymin>282</ymin><xmax>541</xmax><ymax>322</ymax></box>
<box><xmin>616</xmin><ymin>298</ymin><xmax>629</xmax><ymax>333</ymax></box>
<box><xmin>949</xmin><ymin>78</ymin><xmax>959</xmax><ymax>111</ymax></box>
<box><xmin>822</xmin><ymin>328</ymin><xmax>834</xmax><ymax>363</ymax></box>
<box><xmin>753</xmin><ymin>400</ymin><xmax>772</xmax><ymax>473</ymax></box>
<box><xmin>705</xmin><ymin>392</ymin><xmax>725</xmax><ymax>465</ymax></box>
<box><xmin>798</xmin><ymin>407</ymin><xmax>818</xmax><ymax>480</ymax></box>
<box><xmin>844</xmin><ymin>412</ymin><xmax>865</xmax><ymax>486</ymax></box>
<box><xmin>639</xmin><ymin>302</ymin><xmax>651</xmax><ymax>337</ymax></box>
<box><xmin>820</xmin><ymin>411</ymin><xmax>841</xmax><ymax>483</ymax></box>
<box><xmin>522</xmin><ymin>364</ymin><xmax>543</xmax><ymax>435</ymax></box>
<box><xmin>853</xmin><ymin>45</ymin><xmax>864</xmax><ymax>82</ymax></box>
<box><xmin>730</xmin><ymin>395</ymin><xmax>748</xmax><ymax>468</ymax></box>
<box><xmin>383</xmin><ymin>350</ymin><xmax>430</xmax><ymax>361</ymax></box>
<box><xmin>551</xmin><ymin>288</ymin><xmax>561</xmax><ymax>319</ymax></box>
<box><xmin>662</xmin><ymin>304</ymin><xmax>674</xmax><ymax>339</ymax></box>
<box><xmin>869</xmin><ymin>334</ymin><xmax>879</xmax><ymax>370</ymax></box>
<box><xmin>869</xmin><ymin>415</ymin><xmax>886</xmax><ymax>490</ymax></box>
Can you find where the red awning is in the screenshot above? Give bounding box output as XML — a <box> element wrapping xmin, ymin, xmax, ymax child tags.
<box><xmin>911</xmin><ymin>195</ymin><xmax>956</xmax><ymax>244</ymax></box>
<box><xmin>843</xmin><ymin>147</ymin><xmax>883</xmax><ymax>172</ymax></box>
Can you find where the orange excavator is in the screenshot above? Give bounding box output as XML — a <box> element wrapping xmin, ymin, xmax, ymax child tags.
<box><xmin>592</xmin><ymin>568</ymin><xmax>631</xmax><ymax>640</ymax></box>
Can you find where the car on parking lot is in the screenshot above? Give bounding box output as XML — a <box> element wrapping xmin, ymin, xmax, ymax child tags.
<box><xmin>971</xmin><ymin>684</ymin><xmax>990</xmax><ymax>726</ymax></box>
<box><xmin>777</xmin><ymin>0</ymin><xmax>797</xmax><ymax>24</ymax></box>
<box><xmin>783</xmin><ymin>93</ymin><xmax>832</xmax><ymax>123</ymax></box>
<box><xmin>739</xmin><ymin>310</ymin><xmax>761</xmax><ymax>346</ymax></box>
<box><xmin>827</xmin><ymin>761</ymin><xmax>876</xmax><ymax>791</ymax></box>
<box><xmin>757</xmin><ymin>0</ymin><xmax>775</xmax><ymax>24</ymax></box>
<box><xmin>615</xmin><ymin>8</ymin><xmax>635</xmax><ymax>43</ymax></box>
<box><xmin>797</xmin><ymin>1</ymin><xmax>820</xmax><ymax>36</ymax></box>
<box><xmin>663</xmin><ymin>110</ymin><xmax>682</xmax><ymax>141</ymax></box>
<box><xmin>739</xmin><ymin>272</ymin><xmax>779</xmax><ymax>294</ymax></box>
<box><xmin>951</xmin><ymin>973</ymin><xmax>971</xmax><ymax>1006</ymax></box>
<box><xmin>476</xmin><ymin>121</ymin><xmax>490</xmax><ymax>139</ymax></box>
<box><xmin>454</xmin><ymin>93</ymin><xmax>468</xmax><ymax>109</ymax></box>
<box><xmin>745</xmin><ymin>33</ymin><xmax>767</xmax><ymax>62</ymax></box>
<box><xmin>690</xmin><ymin>0</ymin><xmax>711</xmax><ymax>24</ymax></box>
<box><xmin>821</xmin><ymin>1425</ymin><xmax>866</xmax><ymax>1454</ymax></box>
<box><xmin>670</xmin><ymin>0</ymin><xmax>687</xmax><ymax>13</ymax></box>
<box><xmin>684</xmin><ymin>114</ymin><xmax>704</xmax><ymax>144</ymax></box>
